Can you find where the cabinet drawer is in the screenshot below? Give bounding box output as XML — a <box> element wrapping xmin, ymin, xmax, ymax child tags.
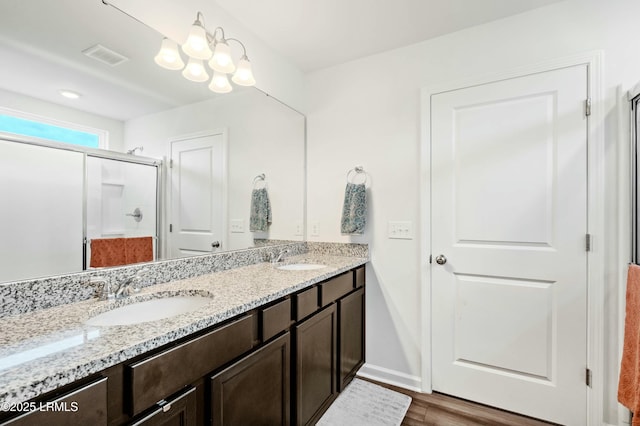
<box><xmin>130</xmin><ymin>386</ymin><xmax>196</xmax><ymax>425</ymax></box>
<box><xmin>3</xmin><ymin>377</ymin><xmax>108</xmax><ymax>425</ymax></box>
<box><xmin>127</xmin><ymin>314</ymin><xmax>255</xmax><ymax>416</ymax></box>
<box><xmin>320</xmin><ymin>272</ymin><xmax>354</xmax><ymax>307</ymax></box>
<box><xmin>295</xmin><ymin>286</ymin><xmax>318</xmax><ymax>321</ymax></box>
<box><xmin>262</xmin><ymin>298</ymin><xmax>291</xmax><ymax>341</ymax></box>
<box><xmin>355</xmin><ymin>266</ymin><xmax>365</xmax><ymax>288</ymax></box>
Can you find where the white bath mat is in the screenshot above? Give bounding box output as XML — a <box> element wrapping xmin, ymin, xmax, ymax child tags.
<box><xmin>317</xmin><ymin>378</ymin><xmax>412</xmax><ymax>426</ymax></box>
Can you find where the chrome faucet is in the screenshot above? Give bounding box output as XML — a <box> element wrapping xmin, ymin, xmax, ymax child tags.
<box><xmin>271</xmin><ymin>249</ymin><xmax>290</xmax><ymax>264</ymax></box>
<box><xmin>113</xmin><ymin>269</ymin><xmax>148</xmax><ymax>299</ymax></box>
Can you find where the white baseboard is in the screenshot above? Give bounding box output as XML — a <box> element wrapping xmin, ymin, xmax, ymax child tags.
<box><xmin>356</xmin><ymin>363</ymin><xmax>424</xmax><ymax>393</ymax></box>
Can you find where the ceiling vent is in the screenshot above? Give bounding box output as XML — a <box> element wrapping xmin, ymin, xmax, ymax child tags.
<box><xmin>82</xmin><ymin>44</ymin><xmax>129</xmax><ymax>66</ymax></box>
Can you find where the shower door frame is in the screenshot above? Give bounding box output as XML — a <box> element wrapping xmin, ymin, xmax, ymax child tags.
<box><xmin>630</xmin><ymin>89</ymin><xmax>640</xmax><ymax>264</ymax></box>
<box><xmin>0</xmin><ymin>132</ymin><xmax>162</xmax><ymax>271</ymax></box>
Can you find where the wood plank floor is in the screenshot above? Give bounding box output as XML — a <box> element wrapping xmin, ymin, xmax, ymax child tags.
<box><xmin>365</xmin><ymin>379</ymin><xmax>557</xmax><ymax>426</ymax></box>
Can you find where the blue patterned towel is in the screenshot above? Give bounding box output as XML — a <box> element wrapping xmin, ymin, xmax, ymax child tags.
<box><xmin>250</xmin><ymin>188</ymin><xmax>272</xmax><ymax>232</ymax></box>
<box><xmin>341</xmin><ymin>183</ymin><xmax>366</xmax><ymax>235</ymax></box>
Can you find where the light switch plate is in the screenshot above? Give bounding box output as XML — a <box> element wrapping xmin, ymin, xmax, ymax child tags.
<box><xmin>388</xmin><ymin>221</ymin><xmax>413</xmax><ymax>239</ymax></box>
<box><xmin>230</xmin><ymin>219</ymin><xmax>245</xmax><ymax>233</ymax></box>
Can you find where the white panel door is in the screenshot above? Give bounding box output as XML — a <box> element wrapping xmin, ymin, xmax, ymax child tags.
<box><xmin>170</xmin><ymin>133</ymin><xmax>225</xmax><ymax>258</ymax></box>
<box><xmin>431</xmin><ymin>65</ymin><xmax>588</xmax><ymax>425</ymax></box>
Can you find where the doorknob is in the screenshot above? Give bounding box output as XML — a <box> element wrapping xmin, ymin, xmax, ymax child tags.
<box><xmin>435</xmin><ymin>254</ymin><xmax>447</xmax><ymax>265</ymax></box>
<box><xmin>211</xmin><ymin>241</ymin><xmax>221</xmax><ymax>249</ymax></box>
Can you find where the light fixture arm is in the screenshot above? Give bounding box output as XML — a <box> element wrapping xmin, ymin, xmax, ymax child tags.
<box><xmin>226</xmin><ymin>38</ymin><xmax>248</xmax><ymax>58</ymax></box>
<box><xmin>212</xmin><ymin>27</ymin><xmax>226</xmax><ymax>41</ymax></box>
<box><xmin>195</xmin><ymin>11</ymin><xmax>206</xmax><ymax>27</ymax></box>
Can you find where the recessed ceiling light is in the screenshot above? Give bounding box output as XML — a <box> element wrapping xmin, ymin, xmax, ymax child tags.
<box><xmin>59</xmin><ymin>90</ymin><xmax>81</xmax><ymax>99</ymax></box>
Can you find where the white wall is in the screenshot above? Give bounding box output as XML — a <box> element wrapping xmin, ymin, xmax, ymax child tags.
<box><xmin>305</xmin><ymin>0</ymin><xmax>640</xmax><ymax>423</ymax></box>
<box><xmin>124</xmin><ymin>89</ymin><xmax>305</xmax><ymax>254</ymax></box>
<box><xmin>0</xmin><ymin>88</ymin><xmax>125</xmax><ymax>151</ymax></box>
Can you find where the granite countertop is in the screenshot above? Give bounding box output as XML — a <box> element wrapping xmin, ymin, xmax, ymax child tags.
<box><xmin>0</xmin><ymin>253</ymin><xmax>367</xmax><ymax>408</ymax></box>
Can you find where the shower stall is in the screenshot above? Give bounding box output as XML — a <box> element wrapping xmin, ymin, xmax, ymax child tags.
<box><xmin>0</xmin><ymin>134</ymin><xmax>160</xmax><ymax>282</ymax></box>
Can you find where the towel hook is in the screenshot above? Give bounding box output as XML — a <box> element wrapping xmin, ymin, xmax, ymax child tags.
<box><xmin>346</xmin><ymin>166</ymin><xmax>368</xmax><ymax>185</ymax></box>
<box><xmin>253</xmin><ymin>173</ymin><xmax>267</xmax><ymax>189</ymax></box>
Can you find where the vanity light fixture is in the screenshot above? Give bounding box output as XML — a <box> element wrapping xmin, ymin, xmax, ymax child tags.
<box><xmin>154</xmin><ymin>11</ymin><xmax>256</xmax><ymax>93</ymax></box>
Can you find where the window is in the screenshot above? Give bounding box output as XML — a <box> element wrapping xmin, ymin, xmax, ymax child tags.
<box><xmin>0</xmin><ymin>110</ymin><xmax>105</xmax><ymax>149</ymax></box>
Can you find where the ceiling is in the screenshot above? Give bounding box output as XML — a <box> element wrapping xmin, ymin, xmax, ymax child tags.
<box><xmin>215</xmin><ymin>0</ymin><xmax>566</xmax><ymax>72</ymax></box>
<box><xmin>0</xmin><ymin>0</ymin><xmax>565</xmax><ymax>122</ymax></box>
<box><xmin>0</xmin><ymin>0</ymin><xmax>235</xmax><ymax>121</ymax></box>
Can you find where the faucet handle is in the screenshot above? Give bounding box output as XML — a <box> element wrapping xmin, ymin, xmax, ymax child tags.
<box><xmin>131</xmin><ymin>268</ymin><xmax>151</xmax><ymax>292</ymax></box>
<box><xmin>91</xmin><ymin>276</ymin><xmax>114</xmax><ymax>301</ymax></box>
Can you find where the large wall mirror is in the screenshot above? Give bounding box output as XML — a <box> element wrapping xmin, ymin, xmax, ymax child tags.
<box><xmin>0</xmin><ymin>0</ymin><xmax>305</xmax><ymax>283</ymax></box>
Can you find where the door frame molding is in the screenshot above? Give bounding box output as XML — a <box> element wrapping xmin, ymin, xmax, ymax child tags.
<box><xmin>166</xmin><ymin>129</ymin><xmax>229</xmax><ymax>258</ymax></box>
<box><xmin>419</xmin><ymin>51</ymin><xmax>604</xmax><ymax>424</ymax></box>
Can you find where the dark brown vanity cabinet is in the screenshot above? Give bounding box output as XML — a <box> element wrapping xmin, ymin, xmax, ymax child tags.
<box><xmin>210</xmin><ymin>332</ymin><xmax>290</xmax><ymax>425</ymax></box>
<box><xmin>0</xmin><ymin>265</ymin><xmax>366</xmax><ymax>426</ymax></box>
<box><xmin>294</xmin><ymin>266</ymin><xmax>366</xmax><ymax>426</ymax></box>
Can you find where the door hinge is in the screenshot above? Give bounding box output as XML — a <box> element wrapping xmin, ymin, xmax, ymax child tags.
<box><xmin>429</xmin><ymin>254</ymin><xmax>432</xmax><ymax>264</ymax></box>
<box><xmin>585</xmin><ymin>98</ymin><xmax>591</xmax><ymax>117</ymax></box>
<box><xmin>586</xmin><ymin>233</ymin><xmax>592</xmax><ymax>252</ymax></box>
<box><xmin>169</xmin><ymin>159</ymin><xmax>173</xmax><ymax>169</ymax></box>
<box><xmin>169</xmin><ymin>224</ymin><xmax>173</xmax><ymax>232</ymax></box>
<box><xmin>586</xmin><ymin>368</ymin><xmax>592</xmax><ymax>387</ymax></box>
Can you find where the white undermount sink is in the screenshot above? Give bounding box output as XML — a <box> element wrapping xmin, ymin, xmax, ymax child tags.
<box><xmin>277</xmin><ymin>263</ymin><xmax>327</xmax><ymax>271</ymax></box>
<box><xmin>85</xmin><ymin>295</ymin><xmax>212</xmax><ymax>327</ymax></box>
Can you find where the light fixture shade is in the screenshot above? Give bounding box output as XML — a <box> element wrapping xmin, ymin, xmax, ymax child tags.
<box><xmin>182</xmin><ymin>58</ymin><xmax>209</xmax><ymax>82</ymax></box>
<box><xmin>231</xmin><ymin>56</ymin><xmax>256</xmax><ymax>86</ymax></box>
<box><xmin>154</xmin><ymin>38</ymin><xmax>185</xmax><ymax>70</ymax></box>
<box><xmin>209</xmin><ymin>40</ymin><xmax>235</xmax><ymax>73</ymax></box>
<box><xmin>209</xmin><ymin>71</ymin><xmax>233</xmax><ymax>93</ymax></box>
<box><xmin>182</xmin><ymin>20</ymin><xmax>212</xmax><ymax>60</ymax></box>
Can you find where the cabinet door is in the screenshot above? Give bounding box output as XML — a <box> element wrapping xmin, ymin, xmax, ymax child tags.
<box><xmin>2</xmin><ymin>377</ymin><xmax>107</xmax><ymax>426</ymax></box>
<box><xmin>130</xmin><ymin>386</ymin><xmax>196</xmax><ymax>426</ymax></box>
<box><xmin>295</xmin><ymin>304</ymin><xmax>337</xmax><ymax>426</ymax></box>
<box><xmin>338</xmin><ymin>287</ymin><xmax>365</xmax><ymax>391</ymax></box>
<box><xmin>211</xmin><ymin>332</ymin><xmax>290</xmax><ymax>426</ymax></box>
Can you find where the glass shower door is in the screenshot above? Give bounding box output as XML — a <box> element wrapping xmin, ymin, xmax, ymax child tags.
<box><xmin>86</xmin><ymin>156</ymin><xmax>158</xmax><ymax>268</ymax></box>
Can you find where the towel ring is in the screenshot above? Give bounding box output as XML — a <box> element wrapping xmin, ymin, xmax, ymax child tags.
<box><xmin>253</xmin><ymin>173</ymin><xmax>267</xmax><ymax>189</ymax></box>
<box><xmin>346</xmin><ymin>166</ymin><xmax>368</xmax><ymax>185</ymax></box>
